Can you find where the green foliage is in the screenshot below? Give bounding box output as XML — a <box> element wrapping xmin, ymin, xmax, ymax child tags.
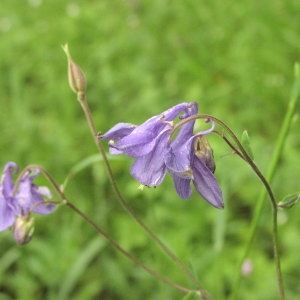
<box><xmin>0</xmin><ymin>0</ymin><xmax>300</xmax><ymax>299</ymax></box>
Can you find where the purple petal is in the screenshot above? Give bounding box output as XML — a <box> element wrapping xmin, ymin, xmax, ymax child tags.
<box><xmin>31</xmin><ymin>186</ymin><xmax>55</xmax><ymax>214</ymax></box>
<box><xmin>0</xmin><ymin>162</ymin><xmax>19</xmax><ymax>231</ymax></box>
<box><xmin>99</xmin><ymin>123</ymin><xmax>136</xmax><ymax>140</ymax></box>
<box><xmin>192</xmin><ymin>157</ymin><xmax>223</xmax><ymax>208</ymax></box>
<box><xmin>159</xmin><ymin>102</ymin><xmax>195</xmax><ymax>121</ymax></box>
<box><xmin>165</xmin><ymin>135</ymin><xmax>195</xmax><ymax>175</ymax></box>
<box><xmin>1</xmin><ymin>162</ymin><xmax>18</xmax><ymax>199</ymax></box>
<box><xmin>171</xmin><ymin>174</ymin><xmax>192</xmax><ymax>199</ymax></box>
<box><xmin>112</xmin><ymin>129</ymin><xmax>164</xmax><ymax>157</ymax></box>
<box><xmin>0</xmin><ymin>194</ymin><xmax>15</xmax><ymax>231</ymax></box>
<box><xmin>16</xmin><ymin>171</ymin><xmax>55</xmax><ymax>215</ymax></box>
<box><xmin>130</xmin><ymin>130</ymin><xmax>170</xmax><ymax>186</ymax></box>
<box><xmin>171</xmin><ymin>103</ymin><xmax>198</xmax><ymax>148</ymax></box>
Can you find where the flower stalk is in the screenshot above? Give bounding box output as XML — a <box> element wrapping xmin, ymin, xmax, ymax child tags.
<box><xmin>77</xmin><ymin>92</ymin><xmax>209</xmax><ymax>299</ymax></box>
<box><xmin>22</xmin><ymin>164</ymin><xmax>203</xmax><ymax>297</ymax></box>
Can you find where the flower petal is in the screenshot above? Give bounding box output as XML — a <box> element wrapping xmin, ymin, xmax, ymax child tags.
<box><xmin>0</xmin><ymin>194</ymin><xmax>15</xmax><ymax>231</ymax></box>
<box><xmin>171</xmin><ymin>102</ymin><xmax>198</xmax><ymax>149</ymax></box>
<box><xmin>130</xmin><ymin>130</ymin><xmax>170</xmax><ymax>186</ymax></box>
<box><xmin>16</xmin><ymin>171</ymin><xmax>55</xmax><ymax>215</ymax></box>
<box><xmin>31</xmin><ymin>186</ymin><xmax>55</xmax><ymax>214</ymax></box>
<box><xmin>171</xmin><ymin>173</ymin><xmax>192</xmax><ymax>199</ymax></box>
<box><xmin>192</xmin><ymin>157</ymin><xmax>224</xmax><ymax>208</ymax></box>
<box><xmin>165</xmin><ymin>135</ymin><xmax>194</xmax><ymax>175</ymax></box>
<box><xmin>1</xmin><ymin>162</ymin><xmax>18</xmax><ymax>199</ymax></box>
<box><xmin>99</xmin><ymin>123</ymin><xmax>136</xmax><ymax>140</ymax></box>
<box><xmin>112</xmin><ymin>129</ymin><xmax>164</xmax><ymax>157</ymax></box>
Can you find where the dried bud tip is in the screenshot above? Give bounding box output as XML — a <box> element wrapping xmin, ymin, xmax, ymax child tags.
<box><xmin>62</xmin><ymin>43</ymin><xmax>87</xmax><ymax>94</ymax></box>
<box><xmin>194</xmin><ymin>136</ymin><xmax>216</xmax><ymax>173</ymax></box>
<box><xmin>12</xmin><ymin>215</ymin><xmax>35</xmax><ymax>245</ymax></box>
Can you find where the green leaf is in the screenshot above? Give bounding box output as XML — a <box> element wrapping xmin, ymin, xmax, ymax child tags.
<box><xmin>182</xmin><ymin>291</ymin><xmax>200</xmax><ymax>300</ymax></box>
<box><xmin>278</xmin><ymin>192</ymin><xmax>300</xmax><ymax>209</ymax></box>
<box><xmin>62</xmin><ymin>154</ymin><xmax>102</xmax><ymax>190</ymax></box>
<box><xmin>241</xmin><ymin>130</ymin><xmax>254</xmax><ymax>160</ymax></box>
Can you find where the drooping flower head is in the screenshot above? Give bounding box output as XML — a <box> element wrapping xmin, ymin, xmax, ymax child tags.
<box><xmin>100</xmin><ymin>102</ymin><xmax>224</xmax><ymax>208</ymax></box>
<box><xmin>0</xmin><ymin>162</ymin><xmax>55</xmax><ymax>234</ymax></box>
<box><xmin>100</xmin><ymin>102</ymin><xmax>197</xmax><ymax>187</ymax></box>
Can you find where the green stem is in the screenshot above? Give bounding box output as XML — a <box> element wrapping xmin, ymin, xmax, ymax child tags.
<box><xmin>65</xmin><ymin>200</ymin><xmax>196</xmax><ymax>295</ymax></box>
<box><xmin>77</xmin><ymin>93</ymin><xmax>209</xmax><ymax>299</ymax></box>
<box><xmin>23</xmin><ymin>164</ymin><xmax>196</xmax><ymax>295</ymax></box>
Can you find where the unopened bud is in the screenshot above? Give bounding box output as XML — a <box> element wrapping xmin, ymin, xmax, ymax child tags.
<box><xmin>62</xmin><ymin>43</ymin><xmax>87</xmax><ymax>94</ymax></box>
<box><xmin>12</xmin><ymin>215</ymin><xmax>35</xmax><ymax>245</ymax></box>
<box><xmin>194</xmin><ymin>136</ymin><xmax>216</xmax><ymax>173</ymax></box>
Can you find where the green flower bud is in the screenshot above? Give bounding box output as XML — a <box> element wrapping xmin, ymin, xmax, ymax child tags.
<box><xmin>12</xmin><ymin>215</ymin><xmax>35</xmax><ymax>245</ymax></box>
<box><xmin>194</xmin><ymin>136</ymin><xmax>216</xmax><ymax>173</ymax></box>
<box><xmin>62</xmin><ymin>43</ymin><xmax>87</xmax><ymax>94</ymax></box>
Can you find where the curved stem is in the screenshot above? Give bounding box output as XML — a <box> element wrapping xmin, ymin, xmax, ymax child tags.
<box><xmin>65</xmin><ymin>200</ymin><xmax>196</xmax><ymax>295</ymax></box>
<box><xmin>22</xmin><ymin>164</ymin><xmax>197</xmax><ymax>295</ymax></box>
<box><xmin>77</xmin><ymin>93</ymin><xmax>209</xmax><ymax>299</ymax></box>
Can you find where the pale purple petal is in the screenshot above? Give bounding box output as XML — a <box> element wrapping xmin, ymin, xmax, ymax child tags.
<box><xmin>130</xmin><ymin>130</ymin><xmax>170</xmax><ymax>186</ymax></box>
<box><xmin>99</xmin><ymin>123</ymin><xmax>136</xmax><ymax>140</ymax></box>
<box><xmin>111</xmin><ymin>130</ymin><xmax>164</xmax><ymax>157</ymax></box>
<box><xmin>171</xmin><ymin>174</ymin><xmax>192</xmax><ymax>199</ymax></box>
<box><xmin>171</xmin><ymin>102</ymin><xmax>198</xmax><ymax>149</ymax></box>
<box><xmin>16</xmin><ymin>171</ymin><xmax>55</xmax><ymax>215</ymax></box>
<box><xmin>1</xmin><ymin>162</ymin><xmax>18</xmax><ymax>199</ymax></box>
<box><xmin>30</xmin><ymin>186</ymin><xmax>55</xmax><ymax>214</ymax></box>
<box><xmin>0</xmin><ymin>194</ymin><xmax>15</xmax><ymax>231</ymax></box>
<box><xmin>192</xmin><ymin>157</ymin><xmax>223</xmax><ymax>208</ymax></box>
<box><xmin>0</xmin><ymin>162</ymin><xmax>18</xmax><ymax>231</ymax></box>
<box><xmin>160</xmin><ymin>102</ymin><xmax>194</xmax><ymax>121</ymax></box>
<box><xmin>165</xmin><ymin>136</ymin><xmax>194</xmax><ymax>175</ymax></box>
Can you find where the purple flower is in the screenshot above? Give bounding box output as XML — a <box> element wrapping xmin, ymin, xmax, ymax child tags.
<box><xmin>100</xmin><ymin>102</ymin><xmax>198</xmax><ymax>186</ymax></box>
<box><xmin>100</xmin><ymin>102</ymin><xmax>223</xmax><ymax>208</ymax></box>
<box><xmin>0</xmin><ymin>162</ymin><xmax>54</xmax><ymax>231</ymax></box>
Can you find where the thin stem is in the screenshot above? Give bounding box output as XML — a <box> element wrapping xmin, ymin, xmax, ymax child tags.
<box><xmin>77</xmin><ymin>93</ymin><xmax>209</xmax><ymax>299</ymax></box>
<box><xmin>22</xmin><ymin>164</ymin><xmax>200</xmax><ymax>296</ymax></box>
<box><xmin>65</xmin><ymin>200</ymin><xmax>196</xmax><ymax>295</ymax></box>
<box><xmin>213</xmin><ymin>130</ymin><xmax>245</xmax><ymax>160</ymax></box>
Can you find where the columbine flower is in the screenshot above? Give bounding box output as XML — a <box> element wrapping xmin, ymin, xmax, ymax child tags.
<box><xmin>100</xmin><ymin>102</ymin><xmax>223</xmax><ymax>208</ymax></box>
<box><xmin>99</xmin><ymin>102</ymin><xmax>197</xmax><ymax>187</ymax></box>
<box><xmin>0</xmin><ymin>162</ymin><xmax>54</xmax><ymax>233</ymax></box>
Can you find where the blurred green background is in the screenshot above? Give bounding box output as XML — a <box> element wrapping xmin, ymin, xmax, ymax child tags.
<box><xmin>0</xmin><ymin>0</ymin><xmax>299</xmax><ymax>299</ymax></box>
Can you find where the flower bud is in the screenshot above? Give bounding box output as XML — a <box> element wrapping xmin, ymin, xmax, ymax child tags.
<box><xmin>12</xmin><ymin>215</ymin><xmax>35</xmax><ymax>245</ymax></box>
<box><xmin>62</xmin><ymin>43</ymin><xmax>87</xmax><ymax>94</ymax></box>
<box><xmin>194</xmin><ymin>136</ymin><xmax>216</xmax><ymax>173</ymax></box>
